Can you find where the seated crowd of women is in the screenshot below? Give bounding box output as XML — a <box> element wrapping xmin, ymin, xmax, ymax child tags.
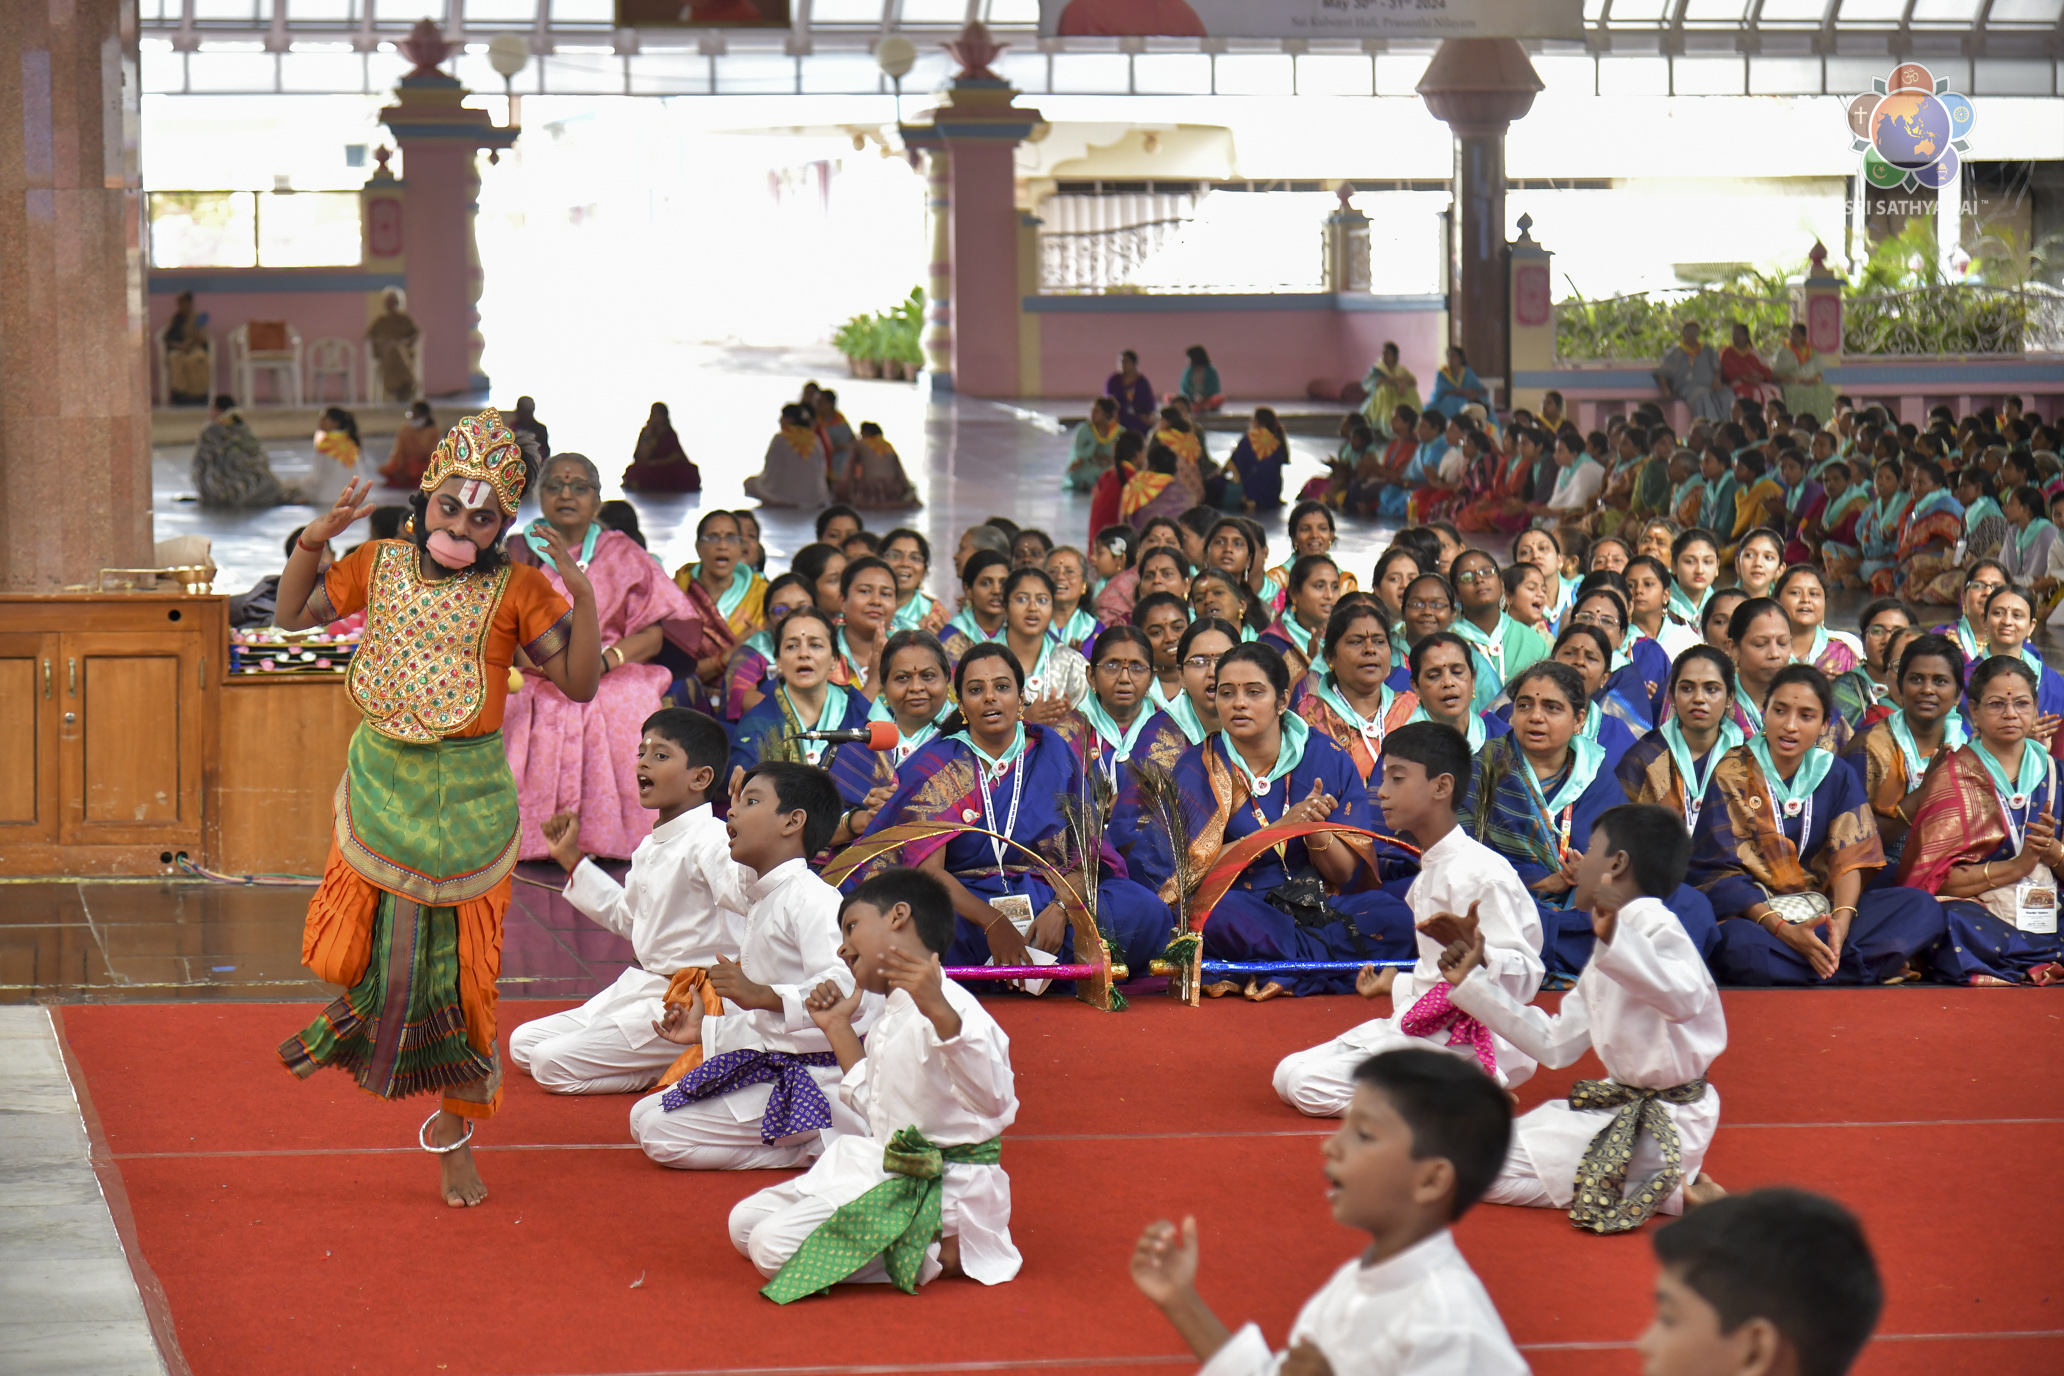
<box><xmin>510</xmin><ymin>440</ymin><xmax>2064</xmax><ymax>999</ymax></box>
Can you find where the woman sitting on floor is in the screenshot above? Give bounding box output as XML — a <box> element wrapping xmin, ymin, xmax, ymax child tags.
<box><xmin>1897</xmin><ymin>654</ymin><xmax>2064</xmax><ymax>985</ymax></box>
<box><xmin>721</xmin><ymin>572</ymin><xmax>813</xmax><ymax>722</ymax></box>
<box><xmin>831</xmin><ymin>556</ymin><xmax>899</xmax><ymax>697</ymax></box>
<box><xmin>1773</xmin><ymin>563</ymin><xmax>1859</xmax><ymax>677</ymax></box>
<box><xmin>1465</xmin><ymin>660</ymin><xmax>1716</xmax><ymax>977</ymax></box>
<box><xmin>1566</xmin><ymin>582</ymin><xmax>1665</xmax><ymax>730</ymax></box>
<box><xmin>1975</xmin><ymin>583</ymin><xmax>2064</xmax><ymax>737</ymax></box>
<box><xmin>825</xmin><ymin>629</ymin><xmax>956</xmax><ymax>849</ymax></box>
<box><xmin>1726</xmin><ymin>596</ymin><xmax>1849</xmax><ymax>752</ymax></box>
<box><xmin>1732</xmin><ymin>527</ymin><xmax>1785</xmax><ymax>603</ymax></box>
<box><xmin>669</xmin><ymin>511</ymin><xmax>759</xmax><ymax>707</ymax></box>
<box><xmin>1830</xmin><ymin>598</ymin><xmax>1912</xmax><ymax>733</ymax></box>
<box><xmin>1259</xmin><ymin>554</ymin><xmax>1341</xmax><ymax>677</ymax></box>
<box><xmin>728</xmin><ymin>605</ymin><xmax>871</xmax><ymax>780</ymax></box>
<box><xmin>1158</xmin><ymin>618</ymin><xmax>1238</xmax><ymax>746</ymax></box>
<box><xmin>1133</xmin><ymin>642</ymin><xmax>1416</xmax><ymax>1001</ymax></box>
<box><xmin>503</xmin><ymin>453</ymin><xmax>709</xmax><ymax>862</ymax></box>
<box><xmin>621</xmin><ymin>401</ymin><xmax>701</xmax><ymax>492</ymax></box>
<box><xmin>851</xmin><ymin>641</ymin><xmax>1172</xmax><ymax>986</ymax></box>
<box><xmin>1188</xmin><ymin>565</ymin><xmax>1266</xmax><ymax>644</ymax></box>
<box><xmin>1840</xmin><ymin>633</ymin><xmax>1967</xmax><ymax>880</ymax></box>
<box><xmin>1046</xmin><ymin>545</ymin><xmax>1102</xmax><ymax>653</ymax></box>
<box><xmin>1535</xmin><ymin>623</ymin><xmax>1644</xmax><ymax>771</ymax></box>
<box><xmin>1295</xmin><ymin>601</ymin><xmax>1419</xmax><ymax>784</ymax></box>
<box><xmin>1000</xmin><ymin>566</ymin><xmax>1090</xmax><ymax>711</ymax></box>
<box><xmin>881</xmin><ymin>528</ymin><xmax>943</xmax><ymax>633</ymax></box>
<box><xmin>1082</xmin><ymin>626</ymin><xmax>1190</xmax><ymax>811</ymax></box>
<box><xmin>1405</xmin><ymin>631</ymin><xmax>1508</xmax><ymax>752</ymax></box>
<box><xmin>1616</xmin><ymin>645</ymin><xmax>1744</xmax><ymax>842</ymax></box>
<box><xmin>1394</xmin><ymin>572</ymin><xmax>1500</xmax><ymax>712</ymax></box>
<box><xmin>1228</xmin><ymin>407</ymin><xmax>1289</xmax><ymax>509</ymax></box>
<box><xmin>939</xmin><ymin>550</ymin><xmax>1010</xmax><ymax>666</ymax></box>
<box><xmin>1691</xmin><ymin>664</ymin><xmax>1947</xmax><ymax>987</ymax></box>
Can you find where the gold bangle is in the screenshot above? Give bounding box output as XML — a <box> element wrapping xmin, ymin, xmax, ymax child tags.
<box><xmin>605</xmin><ymin>645</ymin><xmax>624</xmax><ymax>669</ymax></box>
<box><xmin>1983</xmin><ymin>862</ymin><xmax>1994</xmax><ymax>888</ymax></box>
<box><xmin>1829</xmin><ymin>905</ymin><xmax>1858</xmax><ymax>919</ymax></box>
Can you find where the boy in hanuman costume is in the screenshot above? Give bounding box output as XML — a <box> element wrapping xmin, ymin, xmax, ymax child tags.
<box><xmin>273</xmin><ymin>410</ymin><xmax>602</xmax><ymax>1207</ymax></box>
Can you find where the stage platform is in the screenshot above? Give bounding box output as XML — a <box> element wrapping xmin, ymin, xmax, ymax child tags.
<box><xmin>10</xmin><ymin>969</ymin><xmax>2063</xmax><ymax>1375</ymax></box>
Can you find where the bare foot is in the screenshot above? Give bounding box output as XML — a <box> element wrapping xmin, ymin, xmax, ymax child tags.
<box><xmin>1684</xmin><ymin>1173</ymin><xmax>1727</xmax><ymax>1209</ymax></box>
<box><xmin>430</xmin><ymin>1111</ymin><xmax>488</xmax><ymax>1208</ymax></box>
<box><xmin>1361</xmin><ymin>966</ymin><xmax>1397</xmax><ymax>997</ymax></box>
<box><xmin>1970</xmin><ymin>974</ymin><xmax>2017</xmax><ymax>987</ymax></box>
<box><xmin>936</xmin><ymin>1233</ymin><xmax>963</xmax><ymax>1278</ymax></box>
<box><xmin>1201</xmin><ymin>980</ymin><xmax>1241</xmax><ymax>999</ymax></box>
<box><xmin>1245</xmin><ymin>979</ymin><xmax>1290</xmax><ymax>1003</ymax></box>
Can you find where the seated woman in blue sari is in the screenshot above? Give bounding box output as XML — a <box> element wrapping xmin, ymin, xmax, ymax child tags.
<box><xmin>1404</xmin><ymin>631</ymin><xmax>1509</xmax><ymax>752</ymax></box>
<box><xmin>1897</xmin><ymin>655</ymin><xmax>2064</xmax><ymax>986</ymax></box>
<box><xmin>849</xmin><ymin>641</ymin><xmax>1172</xmax><ymax>984</ymax></box>
<box><xmin>1617</xmin><ymin>645</ymin><xmax>1743</xmax><ymax>848</ymax></box>
<box><xmin>1139</xmin><ymin>642</ymin><xmax>1415</xmax><ymax>1001</ymax></box>
<box><xmin>1152</xmin><ymin>617</ymin><xmax>1238</xmax><ymax>747</ymax></box>
<box><xmin>825</xmin><ymin>629</ymin><xmax>957</xmax><ymax>849</ymax></box>
<box><xmin>1295</xmin><ymin>600</ymin><xmax>1420</xmax><ymax>786</ymax></box>
<box><xmin>1390</xmin><ymin>571</ymin><xmax>1499</xmax><ymax>711</ymax></box>
<box><xmin>1977</xmin><ymin>583</ymin><xmax>2064</xmax><ymax>731</ymax></box>
<box><xmin>1725</xmin><ymin>596</ymin><xmax>1850</xmax><ymax>752</ymax></box>
<box><xmin>1839</xmin><ymin>633</ymin><xmax>1966</xmax><ymax>886</ymax></box>
<box><xmin>1465</xmin><ymin>660</ymin><xmax>1716</xmax><ymax>977</ymax></box>
<box><xmin>1537</xmin><ymin>621</ymin><xmax>1643</xmax><ymax>771</ymax></box>
<box><xmin>728</xmin><ymin>605</ymin><xmax>873</xmax><ymax>781</ymax></box>
<box><xmin>1571</xmin><ymin>575</ymin><xmax>1668</xmax><ymax>723</ymax></box>
<box><xmin>937</xmin><ymin>549</ymin><xmax>1009</xmax><ymax>668</ymax></box>
<box><xmin>1425</xmin><ymin>344</ymin><xmax>1486</xmax><ymax>421</ymax></box>
<box><xmin>1258</xmin><ymin>554</ymin><xmax>1339</xmax><ymax>676</ymax></box>
<box><xmin>1082</xmin><ymin>626</ymin><xmax>1189</xmax><ymax>789</ymax></box>
<box><xmin>719</xmin><ymin>571</ymin><xmax>813</xmax><ymax>722</ymax></box>
<box><xmin>1691</xmin><ymin>664</ymin><xmax>1946</xmax><ymax>986</ymax></box>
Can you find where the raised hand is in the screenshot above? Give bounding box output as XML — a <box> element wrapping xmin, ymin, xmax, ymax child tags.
<box><xmin>540</xmin><ymin>810</ymin><xmax>582</xmax><ymax>875</ymax></box>
<box><xmin>1438</xmin><ymin>930</ymin><xmax>1487</xmax><ymax>987</ymax></box>
<box><xmin>803</xmin><ymin>977</ymin><xmax>864</xmax><ymax>1033</ymax></box>
<box><xmin>1129</xmin><ymin>1216</ymin><xmax>1200</xmax><ymax>1307</ymax></box>
<box><xmin>650</xmin><ymin>999</ymin><xmax>703</xmax><ymax>1046</ymax></box>
<box><xmin>302</xmin><ymin>477</ymin><xmax>377</xmax><ymax>547</ymax></box>
<box><xmin>881</xmin><ymin>948</ymin><xmax>959</xmax><ymax>1039</ymax></box>
<box><xmin>2026</xmin><ymin>810</ymin><xmax>2060</xmax><ymax>870</ymax></box>
<box><xmin>529</xmin><ymin>519</ymin><xmax>597</xmax><ymax>604</ymax></box>
<box><xmin>1417</xmin><ymin>899</ymin><xmax>1481</xmax><ymax>949</ymax></box>
<box><xmin>1288</xmin><ymin>778</ymin><xmax>1337</xmax><ymax>827</ymax></box>
<box><xmin>707</xmin><ymin>953</ymin><xmax>779</xmax><ymax>1012</ymax></box>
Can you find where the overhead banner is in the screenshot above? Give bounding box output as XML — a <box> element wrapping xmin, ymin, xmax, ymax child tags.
<box><xmin>616</xmin><ymin>0</ymin><xmax>790</xmax><ymax>26</ymax></box>
<box><xmin>1040</xmin><ymin>0</ymin><xmax>1583</xmax><ymax>41</ymax></box>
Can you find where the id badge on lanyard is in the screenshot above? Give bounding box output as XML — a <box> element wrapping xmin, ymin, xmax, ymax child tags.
<box><xmin>1997</xmin><ymin>761</ymin><xmax>2059</xmax><ymax>934</ymax></box>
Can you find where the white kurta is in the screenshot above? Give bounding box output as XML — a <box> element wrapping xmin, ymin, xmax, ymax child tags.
<box><xmin>1452</xmin><ymin>894</ymin><xmax>1725</xmax><ymax>1216</ymax></box>
<box><xmin>729</xmin><ymin>977</ymin><xmax>1021</xmax><ymax>1288</ymax></box>
<box><xmin>1273</xmin><ymin>827</ymin><xmax>1544</xmax><ymax>1116</ymax></box>
<box><xmin>1201</xmin><ymin>1231</ymin><xmax>1528</xmax><ymax>1376</ymax></box>
<box><xmin>509</xmin><ymin>805</ymin><xmax>748</xmax><ymax>1094</ymax></box>
<box><xmin>630</xmin><ymin>857</ymin><xmax>879</xmax><ymax>1169</ymax></box>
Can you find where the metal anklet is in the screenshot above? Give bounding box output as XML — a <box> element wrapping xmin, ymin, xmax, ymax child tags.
<box><xmin>419</xmin><ymin>1111</ymin><xmax>475</xmax><ymax>1155</ymax></box>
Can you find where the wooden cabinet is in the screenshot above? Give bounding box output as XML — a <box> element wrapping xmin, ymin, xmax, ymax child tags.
<box><xmin>0</xmin><ymin>597</ymin><xmax>220</xmax><ymax>875</ymax></box>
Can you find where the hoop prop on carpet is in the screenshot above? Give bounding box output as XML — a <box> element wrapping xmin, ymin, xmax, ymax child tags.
<box><xmin>1159</xmin><ymin>820</ymin><xmax>1422</xmax><ymax>1006</ymax></box>
<box><xmin>818</xmin><ymin>819</ymin><xmax>1126</xmax><ymax>1011</ymax></box>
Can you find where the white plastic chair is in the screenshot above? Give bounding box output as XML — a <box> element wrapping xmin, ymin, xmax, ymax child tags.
<box><xmin>229</xmin><ymin>321</ymin><xmax>303</xmax><ymax>407</ymax></box>
<box><xmin>153</xmin><ymin>322</ymin><xmax>214</xmax><ymax>405</ymax></box>
<box><xmin>363</xmin><ymin>332</ymin><xmax>425</xmax><ymax>403</ymax></box>
<box><xmin>305</xmin><ymin>337</ymin><xmax>357</xmax><ymax>404</ymax></box>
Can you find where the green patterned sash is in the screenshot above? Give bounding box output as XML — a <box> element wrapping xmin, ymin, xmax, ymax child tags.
<box><xmin>334</xmin><ymin>723</ymin><xmax>519</xmax><ymax>905</ymax></box>
<box><xmin>1567</xmin><ymin>1077</ymin><xmax>1708</xmax><ymax>1234</ymax></box>
<box><xmin>761</xmin><ymin>1128</ymin><xmax>1002</xmax><ymax>1303</ymax></box>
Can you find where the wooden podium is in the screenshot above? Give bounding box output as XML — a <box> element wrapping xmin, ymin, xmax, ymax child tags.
<box><xmin>0</xmin><ymin>595</ymin><xmax>356</xmax><ymax>877</ymax></box>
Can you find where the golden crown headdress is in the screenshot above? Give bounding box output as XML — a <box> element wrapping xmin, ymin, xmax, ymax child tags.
<box><xmin>420</xmin><ymin>408</ymin><xmax>529</xmax><ymax>513</ymax></box>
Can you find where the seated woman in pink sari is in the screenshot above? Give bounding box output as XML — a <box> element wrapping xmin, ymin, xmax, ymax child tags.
<box><xmin>1720</xmin><ymin>324</ymin><xmax>1777</xmax><ymax>405</ymax></box>
<box><xmin>1456</xmin><ymin>422</ymin><xmax>1543</xmax><ymax>534</ymax></box>
<box><xmin>503</xmin><ymin>453</ymin><xmax>713</xmax><ymax>861</ymax></box>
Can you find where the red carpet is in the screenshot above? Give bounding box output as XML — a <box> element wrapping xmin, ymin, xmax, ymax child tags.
<box><xmin>60</xmin><ymin>990</ymin><xmax>2064</xmax><ymax>1375</ymax></box>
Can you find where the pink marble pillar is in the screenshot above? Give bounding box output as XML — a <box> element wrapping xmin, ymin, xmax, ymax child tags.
<box><xmin>0</xmin><ymin>0</ymin><xmax>153</xmax><ymax>590</ymax></box>
<box><xmin>379</xmin><ymin>22</ymin><xmax>516</xmax><ymax>397</ymax></box>
<box><xmin>943</xmin><ymin>136</ymin><xmax>1026</xmax><ymax>398</ymax></box>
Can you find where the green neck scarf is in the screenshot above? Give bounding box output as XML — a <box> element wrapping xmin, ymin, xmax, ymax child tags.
<box><xmin>1081</xmin><ymin>693</ymin><xmax>1154</xmax><ymax>763</ymax></box>
<box><xmin>1972</xmin><ymin>734</ymin><xmax>2048</xmax><ymax>807</ymax></box>
<box><xmin>1747</xmin><ymin>735</ymin><xmax>1835</xmax><ymax>816</ymax></box>
<box><xmin>1659</xmin><ymin>716</ymin><xmax>1743</xmax><ymax>824</ymax></box>
<box><xmin>693</xmin><ymin>562</ymin><xmax>753</xmax><ymax>620</ymax></box>
<box><xmin>1216</xmin><ymin>714</ymin><xmax>1309</xmax><ymax>797</ymax></box>
<box><xmin>1522</xmin><ymin>735</ymin><xmax>1607</xmax><ymax>816</ymax></box>
<box><xmin>1885</xmin><ymin>708</ymin><xmax>1967</xmax><ymax>789</ymax></box>
<box><xmin>1163</xmin><ymin>688</ymin><xmax>1209</xmax><ymax>745</ymax></box>
<box><xmin>1407</xmin><ymin>704</ymin><xmax>1486</xmax><ymax>751</ymax></box>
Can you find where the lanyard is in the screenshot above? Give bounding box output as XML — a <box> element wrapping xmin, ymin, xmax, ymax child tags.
<box><xmin>1229</xmin><ymin>741</ymin><xmax>1293</xmax><ymax>870</ymax></box>
<box><xmin>1973</xmin><ymin>740</ymin><xmax>2052</xmax><ymax>854</ymax></box>
<box><xmin>783</xmin><ymin>684</ymin><xmax>842</xmax><ymax>767</ymax></box>
<box><xmin>969</xmin><ymin>735</ymin><xmax>1027</xmax><ymax>894</ymax></box>
<box><xmin>1519</xmin><ymin>757</ymin><xmax>1577</xmax><ymax>864</ymax></box>
<box><xmin>1661</xmin><ymin>719</ymin><xmax>1739</xmax><ymax>834</ymax></box>
<box><xmin>1885</xmin><ymin>711</ymin><xmax>1965</xmax><ymax>795</ymax></box>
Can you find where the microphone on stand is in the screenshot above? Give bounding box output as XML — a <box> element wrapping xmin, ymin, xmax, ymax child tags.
<box><xmin>792</xmin><ymin>720</ymin><xmax>902</xmax><ymax>751</ymax></box>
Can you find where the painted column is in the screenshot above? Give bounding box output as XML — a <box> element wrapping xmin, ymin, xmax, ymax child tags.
<box><xmin>1800</xmin><ymin>241</ymin><xmax>1844</xmax><ymax>365</ymax></box>
<box><xmin>1506</xmin><ymin>215</ymin><xmax>1554</xmax><ymax>416</ymax></box>
<box><xmin>378</xmin><ymin>21</ymin><xmax>516</xmax><ymax>397</ymax></box>
<box><xmin>0</xmin><ymin>0</ymin><xmax>153</xmax><ymax>589</ymax></box>
<box><xmin>1323</xmin><ymin>184</ymin><xmax>1371</xmax><ymax>294</ymax></box>
<box><xmin>1417</xmin><ymin>39</ymin><xmax>1543</xmax><ymax>403</ymax></box>
<box><xmin>902</xmin><ymin>24</ymin><xmax>1043</xmax><ymax>399</ymax></box>
<box><xmin>920</xmin><ymin>146</ymin><xmax>954</xmax><ymax>388</ymax></box>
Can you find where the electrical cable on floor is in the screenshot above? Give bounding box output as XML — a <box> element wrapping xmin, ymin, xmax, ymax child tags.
<box><xmin>171</xmin><ymin>857</ymin><xmax>319</xmax><ymax>886</ymax></box>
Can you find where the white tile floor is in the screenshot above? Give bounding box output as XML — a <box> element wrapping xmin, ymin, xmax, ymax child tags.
<box><xmin>0</xmin><ymin>1007</ymin><xmax>168</xmax><ymax>1376</ymax></box>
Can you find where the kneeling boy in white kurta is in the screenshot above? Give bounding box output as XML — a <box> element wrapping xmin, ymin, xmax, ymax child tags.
<box><xmin>1441</xmin><ymin>801</ymin><xmax>1727</xmax><ymax>1230</ymax></box>
<box><xmin>734</xmin><ymin>867</ymin><xmax>1021</xmax><ymax>1300</ymax></box>
<box><xmin>630</xmin><ymin>761</ymin><xmax>877</xmax><ymax>1170</ymax></box>
<box><xmin>1133</xmin><ymin>1046</ymin><xmax>1528</xmax><ymax>1376</ymax></box>
<box><xmin>1273</xmin><ymin>722</ymin><xmax>1546</xmax><ymax>1117</ymax></box>
<box><xmin>511</xmin><ymin>708</ymin><xmax>746</xmax><ymax>1095</ymax></box>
